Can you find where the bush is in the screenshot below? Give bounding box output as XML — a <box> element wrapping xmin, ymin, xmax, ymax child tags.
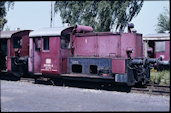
<box><xmin>150</xmin><ymin>69</ymin><xmax>170</xmax><ymax>85</ymax></box>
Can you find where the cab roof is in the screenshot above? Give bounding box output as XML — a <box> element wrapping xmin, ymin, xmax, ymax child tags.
<box><xmin>0</xmin><ymin>30</ymin><xmax>32</xmax><ymax>39</ymax></box>
<box><xmin>29</xmin><ymin>27</ymin><xmax>69</xmax><ymax>37</ymax></box>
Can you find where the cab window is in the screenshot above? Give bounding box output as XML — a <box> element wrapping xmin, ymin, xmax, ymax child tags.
<box><xmin>13</xmin><ymin>37</ymin><xmax>22</xmax><ymax>48</ymax></box>
<box><xmin>43</xmin><ymin>37</ymin><xmax>49</xmax><ymax>50</ymax></box>
<box><xmin>61</xmin><ymin>34</ymin><xmax>70</xmax><ymax>49</ymax></box>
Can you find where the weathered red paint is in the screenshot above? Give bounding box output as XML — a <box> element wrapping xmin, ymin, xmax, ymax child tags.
<box><xmin>120</xmin><ymin>33</ymin><xmax>143</xmax><ymax>58</ymax></box>
<box><xmin>72</xmin><ymin>31</ymin><xmax>144</xmax><ymax>74</ymax></box>
<box><xmin>73</xmin><ymin>32</ymin><xmax>143</xmax><ymax>59</ymax></box>
<box><xmin>112</xmin><ymin>59</ymin><xmax>126</xmax><ymax>74</ymax></box>
<box><xmin>73</xmin><ymin>33</ymin><xmax>120</xmax><ymax>57</ymax></box>
<box><xmin>40</xmin><ymin>37</ymin><xmax>60</xmax><ymax>74</ymax></box>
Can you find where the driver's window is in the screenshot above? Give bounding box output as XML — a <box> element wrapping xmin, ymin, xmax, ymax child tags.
<box><xmin>61</xmin><ymin>34</ymin><xmax>70</xmax><ymax>49</ymax></box>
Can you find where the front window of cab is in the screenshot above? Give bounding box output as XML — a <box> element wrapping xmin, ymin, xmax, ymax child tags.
<box><xmin>35</xmin><ymin>38</ymin><xmax>41</xmax><ymax>51</ymax></box>
<box><xmin>60</xmin><ymin>34</ymin><xmax>71</xmax><ymax>49</ymax></box>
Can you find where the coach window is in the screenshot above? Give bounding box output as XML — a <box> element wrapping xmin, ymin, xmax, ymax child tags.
<box><xmin>155</xmin><ymin>41</ymin><xmax>165</xmax><ymax>52</ymax></box>
<box><xmin>43</xmin><ymin>37</ymin><xmax>50</xmax><ymax>50</ymax></box>
<box><xmin>13</xmin><ymin>37</ymin><xmax>22</xmax><ymax>48</ymax></box>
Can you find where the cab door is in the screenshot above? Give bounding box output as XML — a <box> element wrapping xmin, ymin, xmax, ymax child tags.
<box><xmin>40</xmin><ymin>37</ymin><xmax>60</xmax><ymax>74</ymax></box>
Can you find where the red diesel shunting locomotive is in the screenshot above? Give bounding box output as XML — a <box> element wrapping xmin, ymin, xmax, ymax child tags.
<box><xmin>1</xmin><ymin>24</ymin><xmax>168</xmax><ymax>86</ymax></box>
<box><xmin>28</xmin><ymin>24</ymin><xmax>166</xmax><ymax>86</ymax></box>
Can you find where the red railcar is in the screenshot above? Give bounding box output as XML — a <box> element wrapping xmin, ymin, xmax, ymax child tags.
<box><xmin>143</xmin><ymin>33</ymin><xmax>170</xmax><ymax>70</ymax></box>
<box><xmin>0</xmin><ymin>30</ymin><xmax>31</xmax><ymax>75</ymax></box>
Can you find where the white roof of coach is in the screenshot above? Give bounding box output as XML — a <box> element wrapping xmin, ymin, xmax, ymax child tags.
<box><xmin>29</xmin><ymin>27</ymin><xmax>68</xmax><ymax>37</ymax></box>
<box><xmin>143</xmin><ymin>33</ymin><xmax>170</xmax><ymax>40</ymax></box>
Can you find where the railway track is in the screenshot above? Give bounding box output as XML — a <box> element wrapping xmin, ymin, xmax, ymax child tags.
<box><xmin>131</xmin><ymin>84</ymin><xmax>170</xmax><ymax>96</ymax></box>
<box><xmin>1</xmin><ymin>73</ymin><xmax>170</xmax><ymax>96</ymax></box>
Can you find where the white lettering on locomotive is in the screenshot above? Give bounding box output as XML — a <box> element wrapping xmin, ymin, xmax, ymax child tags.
<box><xmin>42</xmin><ymin>58</ymin><xmax>53</xmax><ymax>71</ymax></box>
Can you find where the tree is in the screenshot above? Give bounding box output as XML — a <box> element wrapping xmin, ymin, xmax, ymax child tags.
<box><xmin>156</xmin><ymin>7</ymin><xmax>170</xmax><ymax>33</ymax></box>
<box><xmin>0</xmin><ymin>1</ymin><xmax>14</xmax><ymax>31</ymax></box>
<box><xmin>54</xmin><ymin>1</ymin><xmax>144</xmax><ymax>32</ymax></box>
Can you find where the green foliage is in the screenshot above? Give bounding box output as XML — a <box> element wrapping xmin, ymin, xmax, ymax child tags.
<box><xmin>156</xmin><ymin>7</ymin><xmax>170</xmax><ymax>33</ymax></box>
<box><xmin>150</xmin><ymin>70</ymin><xmax>170</xmax><ymax>85</ymax></box>
<box><xmin>0</xmin><ymin>1</ymin><xmax>14</xmax><ymax>30</ymax></box>
<box><xmin>54</xmin><ymin>1</ymin><xmax>144</xmax><ymax>32</ymax></box>
<box><xmin>0</xmin><ymin>18</ymin><xmax>7</xmax><ymax>30</ymax></box>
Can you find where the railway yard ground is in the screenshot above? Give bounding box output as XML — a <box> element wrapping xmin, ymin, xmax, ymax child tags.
<box><xmin>1</xmin><ymin>76</ymin><xmax>170</xmax><ymax>112</ymax></box>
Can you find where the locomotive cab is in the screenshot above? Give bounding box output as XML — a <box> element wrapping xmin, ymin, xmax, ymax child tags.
<box><xmin>28</xmin><ymin>27</ymin><xmax>73</xmax><ymax>76</ymax></box>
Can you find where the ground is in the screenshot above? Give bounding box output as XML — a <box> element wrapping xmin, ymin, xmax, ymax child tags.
<box><xmin>1</xmin><ymin>80</ymin><xmax>170</xmax><ymax>112</ymax></box>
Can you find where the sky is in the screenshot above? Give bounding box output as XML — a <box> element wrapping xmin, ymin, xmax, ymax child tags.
<box><xmin>4</xmin><ymin>1</ymin><xmax>170</xmax><ymax>36</ymax></box>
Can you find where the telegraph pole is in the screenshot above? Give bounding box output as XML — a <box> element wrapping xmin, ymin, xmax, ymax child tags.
<box><xmin>50</xmin><ymin>1</ymin><xmax>53</xmax><ymax>28</ymax></box>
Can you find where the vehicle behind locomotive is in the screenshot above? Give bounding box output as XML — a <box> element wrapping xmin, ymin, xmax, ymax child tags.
<box><xmin>0</xmin><ymin>24</ymin><xmax>167</xmax><ymax>86</ymax></box>
<box><xmin>0</xmin><ymin>30</ymin><xmax>31</xmax><ymax>76</ymax></box>
<box><xmin>143</xmin><ymin>33</ymin><xmax>170</xmax><ymax>70</ymax></box>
